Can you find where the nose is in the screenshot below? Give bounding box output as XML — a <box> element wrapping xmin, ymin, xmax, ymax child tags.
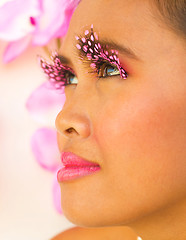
<box><xmin>55</xmin><ymin>97</ymin><xmax>91</xmax><ymax>140</ymax></box>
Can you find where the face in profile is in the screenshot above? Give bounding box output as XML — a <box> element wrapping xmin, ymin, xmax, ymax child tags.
<box><xmin>53</xmin><ymin>0</ymin><xmax>186</xmax><ymax>229</ymax></box>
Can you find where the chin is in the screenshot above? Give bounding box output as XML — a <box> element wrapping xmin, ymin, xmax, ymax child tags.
<box><xmin>61</xmin><ymin>201</ymin><xmax>104</xmax><ymax>227</ymax></box>
<box><xmin>59</xmin><ymin>179</ymin><xmax>153</xmax><ymax>228</ymax></box>
<box><xmin>61</xmin><ymin>198</ymin><xmax>139</xmax><ymax>228</ymax></box>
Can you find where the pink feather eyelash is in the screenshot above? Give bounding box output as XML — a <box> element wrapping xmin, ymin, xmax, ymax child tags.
<box><xmin>39</xmin><ymin>51</ymin><xmax>74</xmax><ymax>89</ymax></box>
<box><xmin>39</xmin><ymin>24</ymin><xmax>128</xmax><ymax>89</ymax></box>
<box><xmin>75</xmin><ymin>24</ymin><xmax>128</xmax><ymax>79</ymax></box>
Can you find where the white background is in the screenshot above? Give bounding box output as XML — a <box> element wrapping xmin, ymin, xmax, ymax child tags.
<box><xmin>0</xmin><ymin>41</ymin><xmax>74</xmax><ymax>240</ymax></box>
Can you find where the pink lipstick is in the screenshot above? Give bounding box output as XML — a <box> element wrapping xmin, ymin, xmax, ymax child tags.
<box><xmin>57</xmin><ymin>152</ymin><xmax>100</xmax><ymax>182</ymax></box>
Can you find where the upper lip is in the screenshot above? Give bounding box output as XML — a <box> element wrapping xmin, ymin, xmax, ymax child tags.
<box><xmin>61</xmin><ymin>151</ymin><xmax>100</xmax><ymax>167</ymax></box>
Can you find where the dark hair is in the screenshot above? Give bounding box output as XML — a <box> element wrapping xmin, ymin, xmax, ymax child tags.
<box><xmin>153</xmin><ymin>0</ymin><xmax>186</xmax><ymax>38</ymax></box>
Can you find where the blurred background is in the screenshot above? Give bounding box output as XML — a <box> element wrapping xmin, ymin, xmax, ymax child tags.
<box><xmin>0</xmin><ymin>40</ymin><xmax>74</xmax><ymax>240</ymax></box>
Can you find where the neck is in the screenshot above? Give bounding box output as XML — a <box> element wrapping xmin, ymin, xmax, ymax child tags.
<box><xmin>128</xmin><ymin>198</ymin><xmax>186</xmax><ymax>240</ymax></box>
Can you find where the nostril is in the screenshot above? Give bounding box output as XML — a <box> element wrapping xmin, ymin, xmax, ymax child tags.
<box><xmin>66</xmin><ymin>127</ymin><xmax>76</xmax><ymax>134</ymax></box>
<box><xmin>56</xmin><ymin>112</ymin><xmax>91</xmax><ymax>138</ymax></box>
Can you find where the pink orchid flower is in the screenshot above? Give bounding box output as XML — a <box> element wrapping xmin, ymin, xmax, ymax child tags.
<box><xmin>26</xmin><ymin>82</ymin><xmax>66</xmax><ymax>214</ymax></box>
<box><xmin>0</xmin><ymin>0</ymin><xmax>80</xmax><ymax>63</ymax></box>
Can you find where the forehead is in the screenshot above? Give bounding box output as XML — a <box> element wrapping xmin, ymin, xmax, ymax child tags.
<box><xmin>61</xmin><ymin>0</ymin><xmax>176</xmax><ymax>62</ymax></box>
<box><xmin>70</xmin><ymin>0</ymin><xmax>152</xmax><ymax>31</ymax></box>
<box><xmin>64</xmin><ymin>0</ymin><xmax>152</xmax><ymax>37</ymax></box>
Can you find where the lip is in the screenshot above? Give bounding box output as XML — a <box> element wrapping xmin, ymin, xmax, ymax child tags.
<box><xmin>57</xmin><ymin>152</ymin><xmax>100</xmax><ymax>182</ymax></box>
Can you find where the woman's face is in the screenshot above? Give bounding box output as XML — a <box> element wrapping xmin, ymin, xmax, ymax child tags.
<box><xmin>55</xmin><ymin>0</ymin><xmax>186</xmax><ymax>227</ymax></box>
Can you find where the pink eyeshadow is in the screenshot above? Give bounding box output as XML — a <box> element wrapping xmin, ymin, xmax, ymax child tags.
<box><xmin>74</xmin><ymin>24</ymin><xmax>128</xmax><ymax>79</ymax></box>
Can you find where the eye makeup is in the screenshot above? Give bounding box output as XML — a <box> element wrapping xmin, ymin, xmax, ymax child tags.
<box><xmin>74</xmin><ymin>24</ymin><xmax>128</xmax><ymax>79</ymax></box>
<box><xmin>39</xmin><ymin>52</ymin><xmax>75</xmax><ymax>90</ymax></box>
<box><xmin>39</xmin><ymin>24</ymin><xmax>128</xmax><ymax>89</ymax></box>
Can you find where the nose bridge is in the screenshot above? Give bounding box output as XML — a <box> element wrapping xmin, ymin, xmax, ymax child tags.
<box><xmin>55</xmin><ymin>85</ymin><xmax>93</xmax><ymax>139</ymax></box>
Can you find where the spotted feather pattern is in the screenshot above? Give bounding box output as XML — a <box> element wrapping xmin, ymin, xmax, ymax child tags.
<box><xmin>39</xmin><ymin>51</ymin><xmax>74</xmax><ymax>89</ymax></box>
<box><xmin>39</xmin><ymin>24</ymin><xmax>128</xmax><ymax>89</ymax></box>
<box><xmin>75</xmin><ymin>24</ymin><xmax>128</xmax><ymax>79</ymax></box>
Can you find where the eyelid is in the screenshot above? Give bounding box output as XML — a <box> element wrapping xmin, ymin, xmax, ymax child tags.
<box><xmin>54</xmin><ymin>56</ymin><xmax>76</xmax><ymax>74</ymax></box>
<box><xmin>39</xmin><ymin>45</ymin><xmax>128</xmax><ymax>89</ymax></box>
<box><xmin>57</xmin><ymin>52</ymin><xmax>128</xmax><ymax>82</ymax></box>
<box><xmin>64</xmin><ymin>54</ymin><xmax>130</xmax><ymax>80</ymax></box>
<box><xmin>56</xmin><ymin>36</ymin><xmax>129</xmax><ymax>77</ymax></box>
<box><xmin>65</xmin><ymin>59</ymin><xmax>124</xmax><ymax>83</ymax></box>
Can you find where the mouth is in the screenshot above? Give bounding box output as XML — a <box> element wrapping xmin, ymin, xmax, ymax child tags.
<box><xmin>57</xmin><ymin>152</ymin><xmax>101</xmax><ymax>182</ymax></box>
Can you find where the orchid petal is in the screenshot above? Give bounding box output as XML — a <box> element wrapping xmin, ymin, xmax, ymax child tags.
<box><xmin>54</xmin><ymin>0</ymin><xmax>81</xmax><ymax>38</ymax></box>
<box><xmin>0</xmin><ymin>0</ymin><xmax>41</xmax><ymax>41</ymax></box>
<box><xmin>0</xmin><ymin>0</ymin><xmax>14</xmax><ymax>8</ymax></box>
<box><xmin>32</xmin><ymin>0</ymin><xmax>68</xmax><ymax>45</ymax></box>
<box><xmin>53</xmin><ymin>7</ymin><xmax>74</xmax><ymax>39</ymax></box>
<box><xmin>52</xmin><ymin>173</ymin><xmax>63</xmax><ymax>214</ymax></box>
<box><xmin>3</xmin><ymin>35</ymin><xmax>31</xmax><ymax>63</ymax></box>
<box><xmin>31</xmin><ymin>128</ymin><xmax>60</xmax><ymax>172</ymax></box>
<box><xmin>32</xmin><ymin>0</ymin><xmax>80</xmax><ymax>45</ymax></box>
<box><xmin>26</xmin><ymin>82</ymin><xmax>65</xmax><ymax>126</ymax></box>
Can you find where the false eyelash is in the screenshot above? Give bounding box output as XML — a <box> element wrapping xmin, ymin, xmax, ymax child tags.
<box><xmin>77</xmin><ymin>56</ymin><xmax>119</xmax><ymax>78</ymax></box>
<box><xmin>39</xmin><ymin>51</ymin><xmax>100</xmax><ymax>88</ymax></box>
<box><xmin>39</xmin><ymin>24</ymin><xmax>128</xmax><ymax>89</ymax></box>
<box><xmin>39</xmin><ymin>52</ymin><xmax>75</xmax><ymax>89</ymax></box>
<box><xmin>74</xmin><ymin>24</ymin><xmax>128</xmax><ymax>79</ymax></box>
<box><xmin>39</xmin><ymin>53</ymin><xmax>122</xmax><ymax>89</ymax></box>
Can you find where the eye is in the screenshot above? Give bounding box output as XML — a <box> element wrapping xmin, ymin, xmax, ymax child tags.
<box><xmin>63</xmin><ymin>62</ymin><xmax>120</xmax><ymax>86</ymax></box>
<box><xmin>64</xmin><ymin>71</ymin><xmax>78</xmax><ymax>85</ymax></box>
<box><xmin>98</xmin><ymin>62</ymin><xmax>120</xmax><ymax>78</ymax></box>
<box><xmin>40</xmin><ymin>53</ymin><xmax>126</xmax><ymax>89</ymax></box>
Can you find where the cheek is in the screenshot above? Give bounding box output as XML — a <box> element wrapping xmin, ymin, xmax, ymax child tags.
<box><xmin>95</xmin><ymin>87</ymin><xmax>186</xmax><ymax>202</ymax></box>
<box><xmin>97</xmin><ymin>94</ymin><xmax>169</xmax><ymax>158</ymax></box>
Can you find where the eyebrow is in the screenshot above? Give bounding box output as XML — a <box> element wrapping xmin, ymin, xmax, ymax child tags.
<box><xmin>58</xmin><ymin>35</ymin><xmax>141</xmax><ymax>66</ymax></box>
<box><xmin>98</xmin><ymin>38</ymin><xmax>141</xmax><ymax>61</ymax></box>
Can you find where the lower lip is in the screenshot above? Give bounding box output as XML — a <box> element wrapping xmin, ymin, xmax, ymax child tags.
<box><xmin>57</xmin><ymin>165</ymin><xmax>100</xmax><ymax>182</ymax></box>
